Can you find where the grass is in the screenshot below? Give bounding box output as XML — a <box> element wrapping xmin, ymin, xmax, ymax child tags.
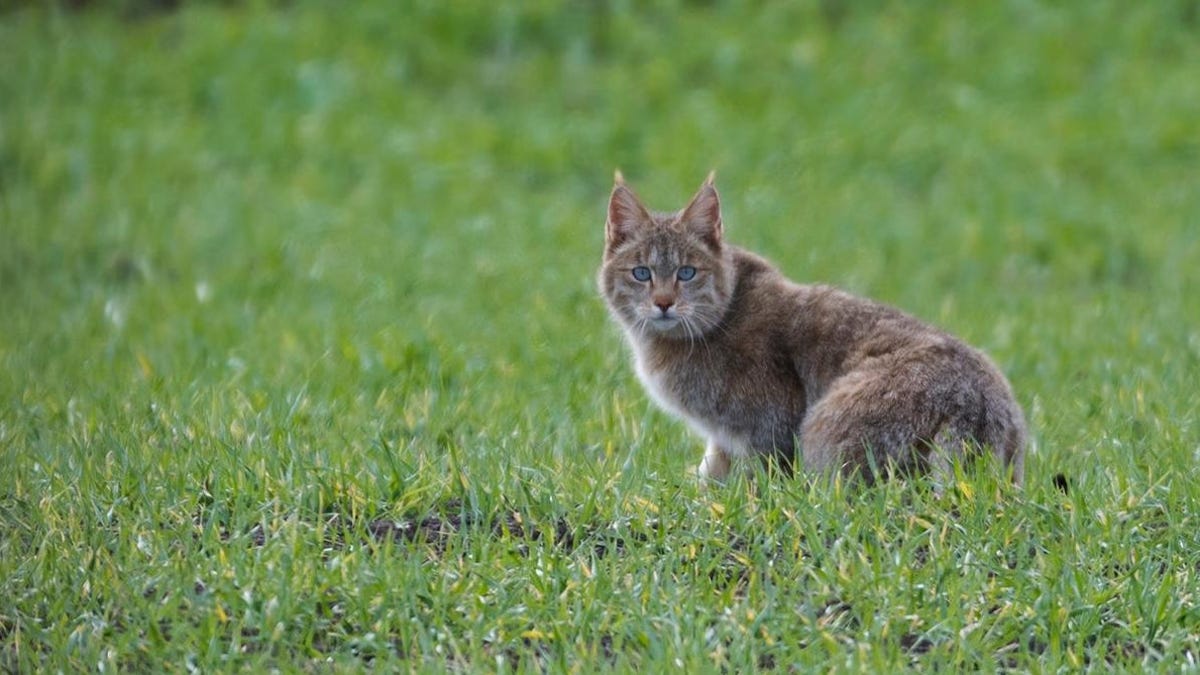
<box><xmin>2</xmin><ymin>0</ymin><xmax>1199</xmax><ymax>670</ymax></box>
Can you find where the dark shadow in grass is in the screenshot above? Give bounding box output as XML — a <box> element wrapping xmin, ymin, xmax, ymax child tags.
<box><xmin>350</xmin><ymin>498</ymin><xmax>641</xmax><ymax>560</ymax></box>
<box><xmin>202</xmin><ymin>497</ymin><xmax>637</xmax><ymax>559</ymax></box>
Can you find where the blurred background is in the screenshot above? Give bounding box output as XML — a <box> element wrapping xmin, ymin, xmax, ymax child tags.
<box><xmin>2</xmin><ymin>0</ymin><xmax>1198</xmax><ymax>480</ymax></box>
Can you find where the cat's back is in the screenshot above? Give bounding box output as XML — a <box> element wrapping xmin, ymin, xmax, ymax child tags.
<box><xmin>725</xmin><ymin>251</ymin><xmax>1018</xmax><ymax>408</ymax></box>
<box><xmin>720</xmin><ymin>249</ymin><xmax>926</xmax><ymax>362</ymax></box>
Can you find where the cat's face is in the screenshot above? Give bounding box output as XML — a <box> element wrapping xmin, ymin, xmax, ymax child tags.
<box><xmin>599</xmin><ymin>173</ymin><xmax>734</xmax><ymax>341</ymax></box>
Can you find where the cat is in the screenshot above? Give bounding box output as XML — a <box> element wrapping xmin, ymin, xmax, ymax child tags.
<box><xmin>598</xmin><ymin>171</ymin><xmax>1026</xmax><ymax>486</ymax></box>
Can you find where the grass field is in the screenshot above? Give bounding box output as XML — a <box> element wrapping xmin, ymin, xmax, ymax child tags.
<box><xmin>2</xmin><ymin>0</ymin><xmax>1199</xmax><ymax>670</ymax></box>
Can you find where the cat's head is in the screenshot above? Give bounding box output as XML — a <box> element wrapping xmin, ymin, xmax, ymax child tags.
<box><xmin>599</xmin><ymin>172</ymin><xmax>735</xmax><ymax>341</ymax></box>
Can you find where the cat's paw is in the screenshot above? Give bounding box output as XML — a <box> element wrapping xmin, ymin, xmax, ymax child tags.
<box><xmin>697</xmin><ymin>450</ymin><xmax>731</xmax><ymax>483</ymax></box>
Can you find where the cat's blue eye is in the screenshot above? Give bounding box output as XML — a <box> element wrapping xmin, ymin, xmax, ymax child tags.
<box><xmin>631</xmin><ymin>266</ymin><xmax>652</xmax><ymax>282</ymax></box>
<box><xmin>677</xmin><ymin>266</ymin><xmax>697</xmax><ymax>281</ymax></box>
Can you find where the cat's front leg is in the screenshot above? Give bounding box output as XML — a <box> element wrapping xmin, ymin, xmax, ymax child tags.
<box><xmin>698</xmin><ymin>441</ymin><xmax>732</xmax><ymax>482</ymax></box>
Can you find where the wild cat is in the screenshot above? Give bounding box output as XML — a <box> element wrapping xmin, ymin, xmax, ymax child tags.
<box><xmin>598</xmin><ymin>172</ymin><xmax>1026</xmax><ymax>486</ymax></box>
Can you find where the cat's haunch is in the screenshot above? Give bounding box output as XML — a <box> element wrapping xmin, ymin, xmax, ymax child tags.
<box><xmin>598</xmin><ymin>174</ymin><xmax>1026</xmax><ymax>486</ymax></box>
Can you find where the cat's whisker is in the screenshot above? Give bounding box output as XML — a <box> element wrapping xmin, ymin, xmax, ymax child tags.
<box><xmin>634</xmin><ymin>317</ymin><xmax>650</xmax><ymax>341</ymax></box>
<box><xmin>688</xmin><ymin>306</ymin><xmax>731</xmax><ymax>343</ymax></box>
<box><xmin>681</xmin><ymin>315</ymin><xmax>700</xmax><ymax>357</ymax></box>
<box><xmin>688</xmin><ymin>315</ymin><xmax>719</xmax><ymax>364</ymax></box>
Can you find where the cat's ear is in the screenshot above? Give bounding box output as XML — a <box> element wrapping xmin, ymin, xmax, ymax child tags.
<box><xmin>607</xmin><ymin>171</ymin><xmax>651</xmax><ymax>249</ymax></box>
<box><xmin>680</xmin><ymin>173</ymin><xmax>723</xmax><ymax>249</ymax></box>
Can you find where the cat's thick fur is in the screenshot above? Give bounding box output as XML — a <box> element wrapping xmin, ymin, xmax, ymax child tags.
<box><xmin>598</xmin><ymin>173</ymin><xmax>1026</xmax><ymax>485</ymax></box>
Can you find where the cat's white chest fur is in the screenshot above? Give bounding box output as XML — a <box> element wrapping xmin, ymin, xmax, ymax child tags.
<box><xmin>631</xmin><ymin>349</ymin><xmax>752</xmax><ymax>458</ymax></box>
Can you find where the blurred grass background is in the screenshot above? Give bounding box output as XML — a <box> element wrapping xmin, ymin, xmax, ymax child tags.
<box><xmin>2</xmin><ymin>0</ymin><xmax>1199</xmax><ymax>670</ymax></box>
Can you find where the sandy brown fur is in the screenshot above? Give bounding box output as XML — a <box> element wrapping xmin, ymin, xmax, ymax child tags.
<box><xmin>599</xmin><ymin>173</ymin><xmax>1026</xmax><ymax>486</ymax></box>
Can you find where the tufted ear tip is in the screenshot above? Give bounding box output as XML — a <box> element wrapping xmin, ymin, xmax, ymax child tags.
<box><xmin>680</xmin><ymin>176</ymin><xmax>723</xmax><ymax>249</ymax></box>
<box><xmin>614</xmin><ymin>169</ymin><xmax>626</xmax><ymax>186</ymax></box>
<box><xmin>606</xmin><ymin>174</ymin><xmax>650</xmax><ymax>250</ymax></box>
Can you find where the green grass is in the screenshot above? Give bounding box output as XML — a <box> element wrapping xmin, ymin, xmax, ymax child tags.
<box><xmin>2</xmin><ymin>0</ymin><xmax>1199</xmax><ymax>670</ymax></box>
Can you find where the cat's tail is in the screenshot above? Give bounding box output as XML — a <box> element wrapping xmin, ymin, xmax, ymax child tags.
<box><xmin>1053</xmin><ymin>473</ymin><xmax>1071</xmax><ymax>494</ymax></box>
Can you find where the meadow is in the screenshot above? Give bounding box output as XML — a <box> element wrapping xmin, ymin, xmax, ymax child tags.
<box><xmin>2</xmin><ymin>1</ymin><xmax>1199</xmax><ymax>670</ymax></box>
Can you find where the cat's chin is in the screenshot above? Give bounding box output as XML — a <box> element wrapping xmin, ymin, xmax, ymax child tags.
<box><xmin>624</xmin><ymin>315</ymin><xmax>683</xmax><ymax>337</ymax></box>
<box><xmin>642</xmin><ymin>316</ymin><xmax>703</xmax><ymax>340</ymax></box>
<box><xmin>648</xmin><ymin>317</ymin><xmax>681</xmax><ymax>332</ymax></box>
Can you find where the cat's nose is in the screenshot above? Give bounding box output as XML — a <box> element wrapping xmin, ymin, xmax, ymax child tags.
<box><xmin>654</xmin><ymin>299</ymin><xmax>674</xmax><ymax>314</ymax></box>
